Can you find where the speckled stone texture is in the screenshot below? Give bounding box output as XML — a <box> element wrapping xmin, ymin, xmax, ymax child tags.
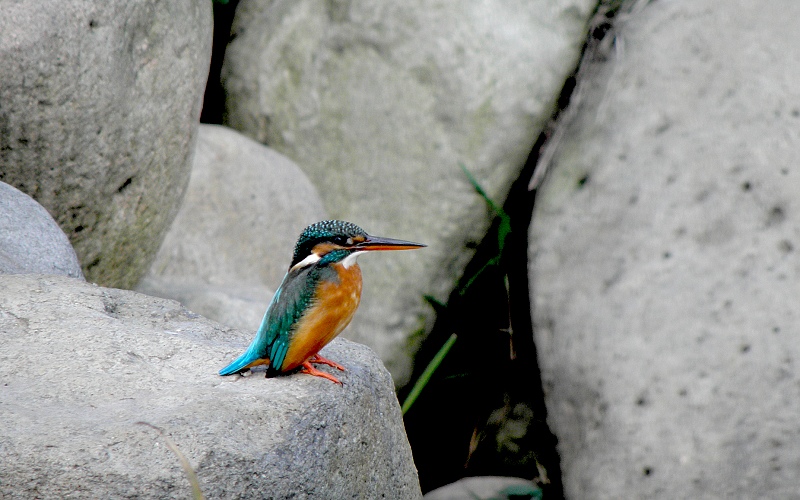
<box><xmin>0</xmin><ymin>274</ymin><xmax>421</xmax><ymax>498</ymax></box>
<box><xmin>0</xmin><ymin>181</ymin><xmax>83</xmax><ymax>279</ymax></box>
<box><xmin>0</xmin><ymin>0</ymin><xmax>212</xmax><ymax>288</ymax></box>
<box><xmin>530</xmin><ymin>1</ymin><xmax>800</xmax><ymax>498</ymax></box>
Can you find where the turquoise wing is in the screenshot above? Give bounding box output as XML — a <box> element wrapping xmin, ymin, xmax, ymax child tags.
<box><xmin>218</xmin><ymin>267</ymin><xmax>318</xmax><ymax>375</ymax></box>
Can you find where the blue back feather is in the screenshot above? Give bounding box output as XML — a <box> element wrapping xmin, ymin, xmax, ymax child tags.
<box><xmin>218</xmin><ymin>264</ymin><xmax>323</xmax><ymax>375</ymax></box>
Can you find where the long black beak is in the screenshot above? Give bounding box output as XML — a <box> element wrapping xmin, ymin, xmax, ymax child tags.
<box><xmin>356</xmin><ymin>235</ymin><xmax>426</xmax><ymax>251</ymax></box>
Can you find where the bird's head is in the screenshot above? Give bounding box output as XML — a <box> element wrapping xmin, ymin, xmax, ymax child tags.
<box><xmin>289</xmin><ymin>220</ymin><xmax>425</xmax><ymax>271</ymax></box>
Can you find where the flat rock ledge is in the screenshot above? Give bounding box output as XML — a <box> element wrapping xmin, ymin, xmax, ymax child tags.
<box><xmin>0</xmin><ymin>274</ymin><xmax>421</xmax><ymax>499</ymax></box>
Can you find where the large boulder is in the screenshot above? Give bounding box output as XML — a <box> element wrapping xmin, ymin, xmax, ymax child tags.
<box><xmin>0</xmin><ymin>274</ymin><xmax>421</xmax><ymax>498</ymax></box>
<box><xmin>0</xmin><ymin>0</ymin><xmax>212</xmax><ymax>288</ymax></box>
<box><xmin>0</xmin><ymin>181</ymin><xmax>83</xmax><ymax>279</ymax></box>
<box><xmin>138</xmin><ymin>124</ymin><xmax>327</xmax><ymax>332</ymax></box>
<box><xmin>530</xmin><ymin>1</ymin><xmax>800</xmax><ymax>498</ymax></box>
<box><xmin>223</xmin><ymin>0</ymin><xmax>597</xmax><ymax>386</ymax></box>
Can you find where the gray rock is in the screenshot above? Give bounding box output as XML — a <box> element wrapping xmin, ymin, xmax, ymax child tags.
<box><xmin>530</xmin><ymin>1</ymin><xmax>800</xmax><ymax>498</ymax></box>
<box><xmin>139</xmin><ymin>124</ymin><xmax>326</xmax><ymax>332</ymax></box>
<box><xmin>0</xmin><ymin>0</ymin><xmax>212</xmax><ymax>288</ymax></box>
<box><xmin>0</xmin><ymin>274</ymin><xmax>421</xmax><ymax>498</ymax></box>
<box><xmin>424</xmin><ymin>476</ymin><xmax>540</xmax><ymax>500</ymax></box>
<box><xmin>138</xmin><ymin>278</ymin><xmax>272</xmax><ymax>333</ymax></box>
<box><xmin>0</xmin><ymin>181</ymin><xmax>83</xmax><ymax>279</ymax></box>
<box><xmin>223</xmin><ymin>0</ymin><xmax>596</xmax><ymax>386</ymax></box>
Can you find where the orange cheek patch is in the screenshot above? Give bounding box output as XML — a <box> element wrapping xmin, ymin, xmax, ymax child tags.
<box><xmin>312</xmin><ymin>242</ymin><xmax>339</xmax><ymax>256</ymax></box>
<box><xmin>280</xmin><ymin>264</ymin><xmax>363</xmax><ymax>372</ymax></box>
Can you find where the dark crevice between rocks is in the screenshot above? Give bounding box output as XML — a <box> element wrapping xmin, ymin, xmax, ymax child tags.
<box><xmin>401</xmin><ymin>2</ymin><xmax>627</xmax><ymax>497</ymax></box>
<box><xmin>200</xmin><ymin>0</ymin><xmax>240</xmax><ymax>125</ymax></box>
<box><xmin>401</xmin><ymin>119</ymin><xmax>562</xmax><ymax>497</ymax></box>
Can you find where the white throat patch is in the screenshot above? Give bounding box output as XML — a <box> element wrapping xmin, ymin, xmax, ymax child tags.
<box><xmin>341</xmin><ymin>251</ymin><xmax>365</xmax><ymax>269</ymax></box>
<box><xmin>290</xmin><ymin>252</ymin><xmax>322</xmax><ymax>272</ymax></box>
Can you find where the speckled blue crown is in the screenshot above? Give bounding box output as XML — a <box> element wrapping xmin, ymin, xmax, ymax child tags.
<box><xmin>292</xmin><ymin>220</ymin><xmax>367</xmax><ymax>265</ymax></box>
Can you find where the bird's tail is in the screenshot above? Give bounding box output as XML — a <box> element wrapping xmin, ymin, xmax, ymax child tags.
<box><xmin>218</xmin><ymin>285</ymin><xmax>283</xmax><ymax>376</ymax></box>
<box><xmin>218</xmin><ymin>323</ymin><xmax>272</xmax><ymax>375</ymax></box>
<box><xmin>218</xmin><ymin>347</ymin><xmax>263</xmax><ymax>376</ymax></box>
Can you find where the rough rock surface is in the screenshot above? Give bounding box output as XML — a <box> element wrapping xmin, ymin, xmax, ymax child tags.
<box><xmin>138</xmin><ymin>124</ymin><xmax>326</xmax><ymax>332</ymax></box>
<box><xmin>0</xmin><ymin>181</ymin><xmax>83</xmax><ymax>279</ymax></box>
<box><xmin>223</xmin><ymin>0</ymin><xmax>596</xmax><ymax>386</ymax></box>
<box><xmin>424</xmin><ymin>476</ymin><xmax>540</xmax><ymax>500</ymax></box>
<box><xmin>0</xmin><ymin>274</ymin><xmax>421</xmax><ymax>498</ymax></box>
<box><xmin>0</xmin><ymin>0</ymin><xmax>212</xmax><ymax>288</ymax></box>
<box><xmin>529</xmin><ymin>1</ymin><xmax>800</xmax><ymax>498</ymax></box>
<box><xmin>139</xmin><ymin>281</ymin><xmax>273</xmax><ymax>335</ymax></box>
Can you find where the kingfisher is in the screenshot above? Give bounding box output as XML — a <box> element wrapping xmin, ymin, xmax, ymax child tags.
<box><xmin>219</xmin><ymin>220</ymin><xmax>425</xmax><ymax>384</ymax></box>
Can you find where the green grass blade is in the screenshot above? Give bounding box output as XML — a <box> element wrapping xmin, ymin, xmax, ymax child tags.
<box><xmin>459</xmin><ymin>162</ymin><xmax>511</xmax><ymax>252</ymax></box>
<box><xmin>460</xmin><ymin>163</ymin><xmax>501</xmax><ymax>214</ymax></box>
<box><xmin>401</xmin><ymin>333</ymin><xmax>458</xmax><ymax>415</ymax></box>
<box><xmin>458</xmin><ymin>256</ymin><xmax>500</xmax><ymax>296</ymax></box>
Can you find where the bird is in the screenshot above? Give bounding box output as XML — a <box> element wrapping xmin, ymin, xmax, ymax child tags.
<box><xmin>219</xmin><ymin>220</ymin><xmax>425</xmax><ymax>384</ymax></box>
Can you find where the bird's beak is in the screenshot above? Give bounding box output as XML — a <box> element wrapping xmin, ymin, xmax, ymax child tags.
<box><xmin>356</xmin><ymin>235</ymin><xmax>426</xmax><ymax>251</ymax></box>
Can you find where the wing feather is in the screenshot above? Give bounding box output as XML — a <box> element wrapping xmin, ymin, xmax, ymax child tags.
<box><xmin>218</xmin><ymin>266</ymin><xmax>319</xmax><ymax>375</ymax></box>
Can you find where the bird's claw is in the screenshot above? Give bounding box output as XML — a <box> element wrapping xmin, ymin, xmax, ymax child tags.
<box><xmin>308</xmin><ymin>354</ymin><xmax>346</xmax><ymax>372</ymax></box>
<box><xmin>300</xmin><ymin>360</ymin><xmax>343</xmax><ymax>385</ymax></box>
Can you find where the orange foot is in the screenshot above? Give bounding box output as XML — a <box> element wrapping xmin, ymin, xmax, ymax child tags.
<box><xmin>300</xmin><ymin>360</ymin><xmax>343</xmax><ymax>385</ymax></box>
<box><xmin>308</xmin><ymin>354</ymin><xmax>346</xmax><ymax>372</ymax></box>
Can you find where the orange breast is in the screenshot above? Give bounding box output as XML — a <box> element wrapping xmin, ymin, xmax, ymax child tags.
<box><xmin>281</xmin><ymin>263</ymin><xmax>362</xmax><ymax>371</ymax></box>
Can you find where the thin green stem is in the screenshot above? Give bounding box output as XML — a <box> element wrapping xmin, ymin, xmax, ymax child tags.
<box><xmin>401</xmin><ymin>333</ymin><xmax>458</xmax><ymax>415</ymax></box>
